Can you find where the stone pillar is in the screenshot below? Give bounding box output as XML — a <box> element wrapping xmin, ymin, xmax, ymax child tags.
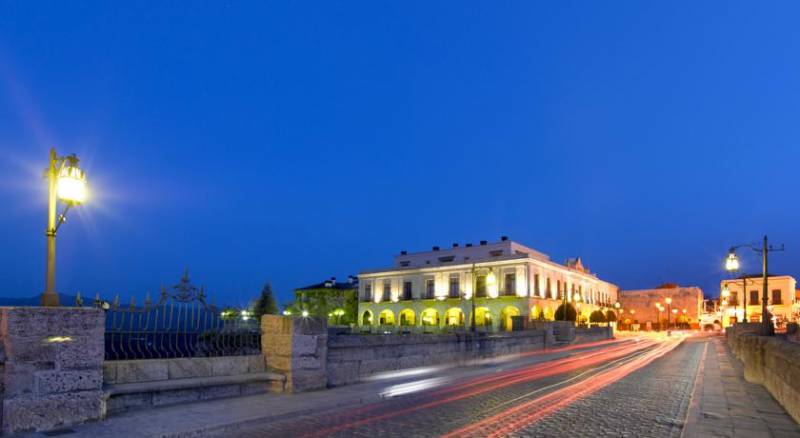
<box><xmin>261</xmin><ymin>315</ymin><xmax>327</xmax><ymax>392</ymax></box>
<box><xmin>0</xmin><ymin>307</ymin><xmax>105</xmax><ymax>434</ymax></box>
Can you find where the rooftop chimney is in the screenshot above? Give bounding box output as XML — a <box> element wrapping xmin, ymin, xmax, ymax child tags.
<box><xmin>452</xmin><ymin>243</ymin><xmax>459</xmax><ymax>248</ymax></box>
<box><xmin>501</xmin><ymin>235</ymin><xmax>509</xmax><ymax>241</ymax></box>
<box><xmin>465</xmin><ymin>243</ymin><xmax>473</xmax><ymax>247</ymax></box>
<box><xmin>432</xmin><ymin>246</ymin><xmax>440</xmax><ymax>251</ymax></box>
<box><xmin>480</xmin><ymin>240</ymin><xmax>487</xmax><ymax>245</ymax></box>
<box><xmin>400</xmin><ymin>250</ymin><xmax>407</xmax><ymax>255</ymax></box>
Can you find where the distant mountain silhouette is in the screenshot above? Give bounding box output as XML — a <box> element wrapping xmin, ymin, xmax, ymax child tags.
<box><xmin>0</xmin><ymin>293</ymin><xmax>80</xmax><ymax>307</ymax></box>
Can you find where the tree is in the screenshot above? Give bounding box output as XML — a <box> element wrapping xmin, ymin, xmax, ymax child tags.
<box><xmin>605</xmin><ymin>310</ymin><xmax>617</xmax><ymax>323</ymax></box>
<box><xmin>554</xmin><ymin>303</ymin><xmax>577</xmax><ymax>321</ymax></box>
<box><xmin>253</xmin><ymin>282</ymin><xmax>278</xmax><ymax>321</ymax></box>
<box><xmin>590</xmin><ymin>310</ymin><xmax>607</xmax><ymax>324</ymax></box>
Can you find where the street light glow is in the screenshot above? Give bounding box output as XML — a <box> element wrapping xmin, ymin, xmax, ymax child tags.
<box><xmin>57</xmin><ymin>164</ymin><xmax>88</xmax><ymax>204</ymax></box>
<box><xmin>725</xmin><ymin>251</ymin><xmax>740</xmax><ymax>272</ymax></box>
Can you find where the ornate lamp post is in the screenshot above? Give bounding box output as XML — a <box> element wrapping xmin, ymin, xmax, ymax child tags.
<box><xmin>665</xmin><ymin>297</ymin><xmax>673</xmax><ymax>333</ymax></box>
<box><xmin>725</xmin><ymin>237</ymin><xmax>784</xmax><ymax>335</ymax></box>
<box><xmin>42</xmin><ymin>148</ymin><xmax>88</xmax><ymax>307</ymax></box>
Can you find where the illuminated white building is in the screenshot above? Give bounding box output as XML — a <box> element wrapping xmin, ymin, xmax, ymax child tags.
<box><xmin>357</xmin><ymin>237</ymin><xmax>619</xmax><ymax>332</ymax></box>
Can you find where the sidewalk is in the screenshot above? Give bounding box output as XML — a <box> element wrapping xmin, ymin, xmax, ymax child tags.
<box><xmin>682</xmin><ymin>335</ymin><xmax>800</xmax><ymax>438</ymax></box>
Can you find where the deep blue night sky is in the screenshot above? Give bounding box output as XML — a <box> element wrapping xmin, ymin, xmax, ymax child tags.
<box><xmin>2</xmin><ymin>2</ymin><xmax>799</xmax><ymax>306</ymax></box>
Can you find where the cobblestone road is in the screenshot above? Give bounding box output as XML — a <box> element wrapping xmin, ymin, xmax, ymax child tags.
<box><xmin>228</xmin><ymin>336</ymin><xmax>713</xmax><ymax>438</ymax></box>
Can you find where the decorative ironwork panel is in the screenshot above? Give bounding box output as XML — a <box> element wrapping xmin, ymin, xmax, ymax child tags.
<box><xmin>100</xmin><ymin>270</ymin><xmax>261</xmax><ymax>360</ymax></box>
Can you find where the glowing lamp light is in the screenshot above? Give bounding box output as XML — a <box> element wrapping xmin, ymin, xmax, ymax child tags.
<box><xmin>672</xmin><ymin>308</ymin><xmax>677</xmax><ymax>314</ymax></box>
<box><xmin>665</xmin><ymin>297</ymin><xmax>672</xmax><ymax>305</ymax></box>
<box><xmin>301</xmin><ymin>310</ymin><xmax>309</xmax><ymax>317</ymax></box>
<box><xmin>282</xmin><ymin>310</ymin><xmax>292</xmax><ymax>316</ymax></box>
<box><xmin>573</xmin><ymin>293</ymin><xmax>581</xmax><ymax>303</ymax></box>
<box><xmin>721</xmin><ymin>286</ymin><xmax>730</xmax><ymax>298</ymax></box>
<box><xmin>725</xmin><ymin>251</ymin><xmax>740</xmax><ymax>272</ymax></box>
<box><xmin>614</xmin><ymin>302</ymin><xmax>621</xmax><ymax>309</ymax></box>
<box><xmin>57</xmin><ymin>163</ymin><xmax>88</xmax><ymax>204</ymax></box>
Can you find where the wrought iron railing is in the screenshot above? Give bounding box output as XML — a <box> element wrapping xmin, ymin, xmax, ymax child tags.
<box><xmin>95</xmin><ymin>270</ymin><xmax>261</xmax><ymax>360</ymax></box>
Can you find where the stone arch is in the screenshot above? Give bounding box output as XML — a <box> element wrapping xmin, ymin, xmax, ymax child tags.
<box><xmin>360</xmin><ymin>310</ymin><xmax>373</xmax><ymax>326</ymax></box>
<box><xmin>444</xmin><ymin>307</ymin><xmax>465</xmax><ymax>326</ymax></box>
<box><xmin>474</xmin><ymin>307</ymin><xmax>493</xmax><ymax>327</ymax></box>
<box><xmin>379</xmin><ymin>309</ymin><xmax>395</xmax><ymax>325</ymax></box>
<box><xmin>421</xmin><ymin>308</ymin><xmax>440</xmax><ymax>326</ymax></box>
<box><xmin>399</xmin><ymin>308</ymin><xmax>416</xmax><ymax>326</ymax></box>
<box><xmin>500</xmin><ymin>306</ymin><xmax>521</xmax><ymax>331</ymax></box>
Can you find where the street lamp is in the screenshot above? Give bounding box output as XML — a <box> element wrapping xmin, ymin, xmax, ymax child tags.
<box><xmin>725</xmin><ymin>237</ymin><xmax>784</xmax><ymax>335</ymax></box>
<box><xmin>665</xmin><ymin>297</ymin><xmax>673</xmax><ymax>333</ymax></box>
<box><xmin>655</xmin><ymin>302</ymin><xmax>662</xmax><ymax>331</ymax></box>
<box><xmin>724</xmin><ymin>251</ymin><xmax>745</xmax><ymax>323</ymax></box>
<box><xmin>42</xmin><ymin>148</ymin><xmax>88</xmax><ymax>307</ymax></box>
<box><xmin>573</xmin><ymin>293</ymin><xmax>582</xmax><ymax>327</ymax></box>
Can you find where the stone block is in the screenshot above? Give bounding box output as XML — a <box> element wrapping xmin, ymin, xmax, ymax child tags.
<box><xmin>247</xmin><ymin>354</ymin><xmax>266</xmax><ymax>373</ymax></box>
<box><xmin>103</xmin><ymin>362</ymin><xmax>118</xmax><ymax>384</ymax></box>
<box><xmin>0</xmin><ymin>307</ymin><xmax>103</xmax><ymax>338</ymax></box>
<box><xmin>34</xmin><ymin>369</ymin><xmax>102</xmax><ymax>395</ymax></box>
<box><xmin>327</xmin><ymin>364</ymin><xmax>360</xmax><ymax>387</ymax></box>
<box><xmin>105</xmin><ymin>392</ymin><xmax>152</xmax><ymax>414</ymax></box>
<box><xmin>152</xmin><ymin>388</ymin><xmax>201</xmax><ymax>406</ymax></box>
<box><xmin>286</xmin><ymin>370</ymin><xmax>327</xmax><ymax>392</ymax></box>
<box><xmin>200</xmin><ymin>384</ymin><xmax>241</xmax><ymax>400</ymax></box>
<box><xmin>168</xmin><ymin>357</ymin><xmax>212</xmax><ymax>379</ymax></box>
<box><xmin>3</xmin><ymin>335</ymin><xmax>57</xmax><ymax>363</ymax></box>
<box><xmin>2</xmin><ymin>390</ymin><xmax>104</xmax><ymax>435</ymax></box>
<box><xmin>55</xmin><ymin>335</ymin><xmax>103</xmax><ymax>369</ymax></box>
<box><xmin>115</xmin><ymin>360</ymin><xmax>169</xmax><ymax>384</ymax></box>
<box><xmin>210</xmin><ymin>356</ymin><xmax>249</xmax><ymax>376</ymax></box>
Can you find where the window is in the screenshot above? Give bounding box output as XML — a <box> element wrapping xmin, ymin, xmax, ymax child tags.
<box><xmin>449</xmin><ymin>275</ymin><xmax>460</xmax><ymax>298</ymax></box>
<box><xmin>750</xmin><ymin>290</ymin><xmax>759</xmax><ymax>305</ymax></box>
<box><xmin>556</xmin><ymin>280</ymin><xmax>562</xmax><ymax>299</ymax></box>
<box><xmin>731</xmin><ymin>291</ymin><xmax>738</xmax><ymax>306</ymax></box>
<box><xmin>546</xmin><ymin>278</ymin><xmax>551</xmax><ymax>298</ymax></box>
<box><xmin>364</xmin><ymin>283</ymin><xmax>372</xmax><ymax>302</ymax></box>
<box><xmin>400</xmin><ymin>261</ymin><xmax>410</xmax><ymax>267</ymax></box>
<box><xmin>476</xmin><ymin>275</ymin><xmax>487</xmax><ymax>297</ymax></box>
<box><xmin>402</xmin><ymin>281</ymin><xmax>413</xmax><ymax>300</ymax></box>
<box><xmin>772</xmin><ymin>289</ymin><xmax>782</xmax><ymax>305</ymax></box>
<box><xmin>504</xmin><ymin>273</ymin><xmax>516</xmax><ymax>296</ymax></box>
<box><xmin>489</xmin><ymin>250</ymin><xmax>503</xmax><ymax>257</ymax></box>
<box><xmin>534</xmin><ymin>274</ymin><xmax>540</xmax><ymax>296</ymax></box>
<box><xmin>425</xmin><ymin>279</ymin><xmax>435</xmax><ymax>299</ymax></box>
<box><xmin>382</xmin><ymin>280</ymin><xmax>391</xmax><ymax>301</ymax></box>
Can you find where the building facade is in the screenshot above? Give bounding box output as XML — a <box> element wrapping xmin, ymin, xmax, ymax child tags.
<box><xmin>288</xmin><ymin>276</ymin><xmax>359</xmax><ymax>326</ymax></box>
<box><xmin>719</xmin><ymin>275</ymin><xmax>797</xmax><ymax>329</ymax></box>
<box><xmin>357</xmin><ymin>238</ymin><xmax>619</xmax><ymax>332</ymax></box>
<box><xmin>617</xmin><ymin>285</ymin><xmax>704</xmax><ymax>329</ymax></box>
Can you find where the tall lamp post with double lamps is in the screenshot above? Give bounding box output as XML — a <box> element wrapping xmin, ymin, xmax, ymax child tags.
<box><xmin>42</xmin><ymin>148</ymin><xmax>88</xmax><ymax>307</ymax></box>
<box><xmin>725</xmin><ymin>236</ymin><xmax>784</xmax><ymax>336</ymax></box>
<box><xmin>655</xmin><ymin>302</ymin><xmax>662</xmax><ymax>331</ymax></box>
<box><xmin>665</xmin><ymin>297</ymin><xmax>673</xmax><ymax>334</ymax></box>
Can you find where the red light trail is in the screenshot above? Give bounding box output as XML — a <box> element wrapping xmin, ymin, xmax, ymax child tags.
<box><xmin>305</xmin><ymin>337</ymin><xmax>666</xmax><ymax>437</ymax></box>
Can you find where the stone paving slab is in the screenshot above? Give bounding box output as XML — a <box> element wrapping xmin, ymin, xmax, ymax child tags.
<box><xmin>682</xmin><ymin>335</ymin><xmax>800</xmax><ymax>438</ymax></box>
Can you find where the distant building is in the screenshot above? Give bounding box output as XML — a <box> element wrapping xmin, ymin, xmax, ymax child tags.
<box><xmin>719</xmin><ymin>274</ymin><xmax>797</xmax><ymax>329</ymax></box>
<box><xmin>288</xmin><ymin>276</ymin><xmax>359</xmax><ymax>326</ymax></box>
<box><xmin>357</xmin><ymin>237</ymin><xmax>619</xmax><ymax>332</ymax></box>
<box><xmin>617</xmin><ymin>285</ymin><xmax>704</xmax><ymax>329</ymax></box>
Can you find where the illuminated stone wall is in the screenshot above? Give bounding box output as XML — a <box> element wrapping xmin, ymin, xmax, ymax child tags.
<box><xmin>0</xmin><ymin>307</ymin><xmax>105</xmax><ymax>434</ymax></box>
<box><xmin>617</xmin><ymin>287</ymin><xmax>704</xmax><ymax>328</ymax></box>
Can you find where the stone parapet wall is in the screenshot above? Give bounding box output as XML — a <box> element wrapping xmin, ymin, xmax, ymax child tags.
<box><xmin>327</xmin><ymin>328</ymin><xmax>552</xmax><ymax>387</ymax></box>
<box><xmin>261</xmin><ymin>315</ymin><xmax>328</xmax><ymax>392</ymax></box>
<box><xmin>575</xmin><ymin>326</ymin><xmax>613</xmax><ymax>343</ymax></box>
<box><xmin>0</xmin><ymin>307</ymin><xmax>105</xmax><ymax>434</ymax></box>
<box><xmin>727</xmin><ymin>330</ymin><xmax>800</xmax><ymax>423</ymax></box>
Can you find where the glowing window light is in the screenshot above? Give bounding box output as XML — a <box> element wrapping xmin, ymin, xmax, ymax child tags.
<box><xmin>486</xmin><ymin>269</ymin><xmax>498</xmax><ymax>298</ymax></box>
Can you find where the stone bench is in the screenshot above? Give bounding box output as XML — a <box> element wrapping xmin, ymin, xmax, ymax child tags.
<box><xmin>104</xmin><ymin>371</ymin><xmax>285</xmax><ymax>414</ymax></box>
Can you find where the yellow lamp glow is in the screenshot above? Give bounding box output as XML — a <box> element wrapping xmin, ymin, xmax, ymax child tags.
<box><xmin>57</xmin><ymin>165</ymin><xmax>87</xmax><ymax>204</ymax></box>
<box><xmin>721</xmin><ymin>286</ymin><xmax>730</xmax><ymax>298</ymax></box>
<box><xmin>665</xmin><ymin>297</ymin><xmax>672</xmax><ymax>305</ymax></box>
<box><xmin>614</xmin><ymin>302</ymin><xmax>620</xmax><ymax>309</ymax></box>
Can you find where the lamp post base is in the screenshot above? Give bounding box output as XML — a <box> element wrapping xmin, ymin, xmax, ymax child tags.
<box><xmin>40</xmin><ymin>291</ymin><xmax>60</xmax><ymax>307</ymax></box>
